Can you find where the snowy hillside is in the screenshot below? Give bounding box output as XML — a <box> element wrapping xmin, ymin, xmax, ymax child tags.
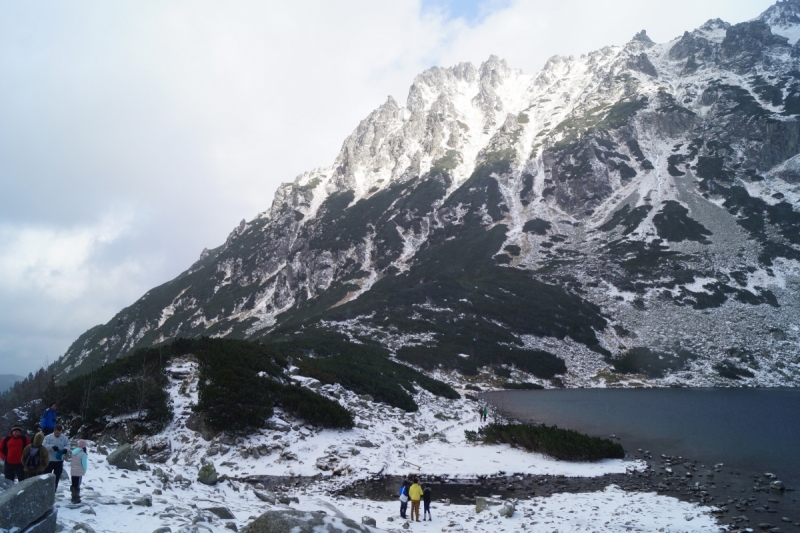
<box><xmin>56</xmin><ymin>0</ymin><xmax>800</xmax><ymax>388</ymax></box>
<box><xmin>53</xmin><ymin>358</ymin><xmax>721</xmax><ymax>533</ymax></box>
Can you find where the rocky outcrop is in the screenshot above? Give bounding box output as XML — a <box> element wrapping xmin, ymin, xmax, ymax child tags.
<box><xmin>0</xmin><ymin>473</ymin><xmax>57</xmax><ymax>533</ymax></box>
<box><xmin>242</xmin><ymin>510</ymin><xmax>384</xmax><ymax>533</ymax></box>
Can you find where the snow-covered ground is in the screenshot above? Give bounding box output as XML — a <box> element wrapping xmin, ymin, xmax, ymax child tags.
<box><xmin>54</xmin><ymin>359</ymin><xmax>723</xmax><ymax>532</ymax></box>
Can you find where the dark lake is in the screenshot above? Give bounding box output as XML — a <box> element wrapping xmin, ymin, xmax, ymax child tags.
<box><xmin>484</xmin><ymin>388</ymin><xmax>800</xmax><ymax>488</ymax></box>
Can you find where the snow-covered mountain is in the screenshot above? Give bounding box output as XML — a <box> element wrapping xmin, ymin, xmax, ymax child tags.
<box><xmin>57</xmin><ymin>1</ymin><xmax>800</xmax><ymax>387</ymax></box>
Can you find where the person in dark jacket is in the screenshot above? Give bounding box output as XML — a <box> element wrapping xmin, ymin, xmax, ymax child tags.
<box><xmin>0</xmin><ymin>426</ymin><xmax>30</xmax><ymax>481</ymax></box>
<box><xmin>22</xmin><ymin>432</ymin><xmax>50</xmax><ymax>479</ymax></box>
<box><xmin>422</xmin><ymin>484</ymin><xmax>432</xmax><ymax>521</ymax></box>
<box><xmin>40</xmin><ymin>403</ymin><xmax>57</xmax><ymax>436</ymax></box>
<box><xmin>399</xmin><ymin>479</ymin><xmax>410</xmax><ymax>519</ymax></box>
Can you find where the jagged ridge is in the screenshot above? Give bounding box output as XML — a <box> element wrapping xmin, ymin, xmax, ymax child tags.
<box><xmin>56</xmin><ymin>1</ymin><xmax>800</xmax><ymax>388</ymax></box>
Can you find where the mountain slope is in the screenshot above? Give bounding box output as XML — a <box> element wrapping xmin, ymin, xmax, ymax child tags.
<box><xmin>57</xmin><ymin>1</ymin><xmax>800</xmax><ymax>387</ymax></box>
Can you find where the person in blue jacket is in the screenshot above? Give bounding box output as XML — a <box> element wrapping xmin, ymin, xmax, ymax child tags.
<box><xmin>399</xmin><ymin>479</ymin><xmax>410</xmax><ymax>519</ymax></box>
<box><xmin>40</xmin><ymin>402</ymin><xmax>57</xmax><ymax>436</ymax></box>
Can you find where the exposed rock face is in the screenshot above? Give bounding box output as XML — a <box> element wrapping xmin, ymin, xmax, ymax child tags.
<box><xmin>242</xmin><ymin>510</ymin><xmax>383</xmax><ymax>533</ymax></box>
<box><xmin>0</xmin><ymin>473</ymin><xmax>56</xmax><ymax>532</ymax></box>
<box><xmin>55</xmin><ymin>1</ymin><xmax>800</xmax><ymax>389</ymax></box>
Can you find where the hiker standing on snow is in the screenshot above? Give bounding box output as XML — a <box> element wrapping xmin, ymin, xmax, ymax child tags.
<box><xmin>43</xmin><ymin>424</ymin><xmax>70</xmax><ymax>490</ymax></box>
<box><xmin>22</xmin><ymin>432</ymin><xmax>49</xmax><ymax>479</ymax></box>
<box><xmin>399</xmin><ymin>478</ymin><xmax>410</xmax><ymax>519</ymax></box>
<box><xmin>422</xmin><ymin>484</ymin><xmax>433</xmax><ymax>521</ymax></box>
<box><xmin>0</xmin><ymin>426</ymin><xmax>30</xmax><ymax>481</ymax></box>
<box><xmin>70</xmin><ymin>439</ymin><xmax>88</xmax><ymax>504</ymax></box>
<box><xmin>481</xmin><ymin>405</ymin><xmax>488</xmax><ymax>422</ymax></box>
<box><xmin>40</xmin><ymin>403</ymin><xmax>57</xmax><ymax>436</ymax></box>
<box><xmin>409</xmin><ymin>477</ymin><xmax>424</xmax><ymax>522</ymax></box>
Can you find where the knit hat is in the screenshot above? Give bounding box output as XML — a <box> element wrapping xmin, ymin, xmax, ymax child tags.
<box><xmin>77</xmin><ymin>439</ymin><xmax>88</xmax><ymax>448</ymax></box>
<box><xmin>10</xmin><ymin>426</ymin><xmax>22</xmax><ymax>433</ymax></box>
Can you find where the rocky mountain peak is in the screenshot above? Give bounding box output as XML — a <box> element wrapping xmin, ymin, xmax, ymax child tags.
<box><xmin>54</xmin><ymin>0</ymin><xmax>800</xmax><ymax>390</ymax></box>
<box><xmin>760</xmin><ymin>0</ymin><xmax>800</xmax><ymax>28</ymax></box>
<box><xmin>630</xmin><ymin>29</ymin><xmax>655</xmax><ymax>48</ymax></box>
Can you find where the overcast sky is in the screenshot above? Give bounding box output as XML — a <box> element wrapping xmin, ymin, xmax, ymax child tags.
<box><xmin>0</xmin><ymin>0</ymin><xmax>775</xmax><ymax>376</ymax></box>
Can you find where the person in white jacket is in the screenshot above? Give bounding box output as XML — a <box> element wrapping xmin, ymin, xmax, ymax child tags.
<box><xmin>70</xmin><ymin>439</ymin><xmax>88</xmax><ymax>504</ymax></box>
<box><xmin>43</xmin><ymin>424</ymin><xmax>70</xmax><ymax>491</ymax></box>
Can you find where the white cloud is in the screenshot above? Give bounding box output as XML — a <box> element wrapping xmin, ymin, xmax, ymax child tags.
<box><xmin>0</xmin><ymin>0</ymin><xmax>777</xmax><ymax>374</ymax></box>
<box><xmin>0</xmin><ymin>212</ymin><xmax>134</xmax><ymax>301</ymax></box>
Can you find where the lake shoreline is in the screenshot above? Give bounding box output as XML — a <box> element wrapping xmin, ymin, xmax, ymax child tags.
<box><xmin>483</xmin><ymin>388</ymin><xmax>800</xmax><ymax>532</ymax></box>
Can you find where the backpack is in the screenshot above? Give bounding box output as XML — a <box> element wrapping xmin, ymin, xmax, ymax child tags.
<box><xmin>25</xmin><ymin>447</ymin><xmax>40</xmax><ymax>470</ymax></box>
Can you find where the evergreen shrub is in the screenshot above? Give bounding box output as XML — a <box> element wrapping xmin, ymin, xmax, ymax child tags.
<box><xmin>468</xmin><ymin>423</ymin><xmax>624</xmax><ymax>462</ymax></box>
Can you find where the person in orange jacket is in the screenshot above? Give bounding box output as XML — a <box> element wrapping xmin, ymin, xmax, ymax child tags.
<box><xmin>0</xmin><ymin>426</ymin><xmax>31</xmax><ymax>482</ymax></box>
<box><xmin>408</xmin><ymin>477</ymin><xmax>424</xmax><ymax>522</ymax></box>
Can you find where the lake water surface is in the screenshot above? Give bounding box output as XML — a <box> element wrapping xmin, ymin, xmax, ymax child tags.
<box><xmin>485</xmin><ymin>388</ymin><xmax>800</xmax><ymax>488</ymax></box>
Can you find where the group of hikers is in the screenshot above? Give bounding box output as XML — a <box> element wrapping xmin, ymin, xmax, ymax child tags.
<box><xmin>0</xmin><ymin>402</ymin><xmax>88</xmax><ymax>504</ymax></box>
<box><xmin>394</xmin><ymin>405</ymin><xmax>488</xmax><ymax>521</ymax></box>
<box><xmin>398</xmin><ymin>476</ymin><xmax>433</xmax><ymax>522</ymax></box>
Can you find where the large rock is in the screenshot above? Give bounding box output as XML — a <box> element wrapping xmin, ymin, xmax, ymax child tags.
<box><xmin>242</xmin><ymin>510</ymin><xmax>384</xmax><ymax>533</ymax></box>
<box><xmin>253</xmin><ymin>490</ymin><xmax>277</xmax><ymax>504</ymax></box>
<box><xmin>106</xmin><ymin>443</ymin><xmax>140</xmax><ymax>470</ymax></box>
<box><xmin>185</xmin><ymin>413</ymin><xmax>218</xmax><ymax>441</ymax></box>
<box><xmin>133</xmin><ymin>495</ymin><xmax>153</xmax><ymax>507</ymax></box>
<box><xmin>197</xmin><ymin>463</ymin><xmax>218</xmax><ymax>485</ymax></box>
<box><xmin>205</xmin><ymin>507</ymin><xmax>235</xmax><ymax>519</ymax></box>
<box><xmin>498</xmin><ymin>501</ymin><xmax>515</xmax><ymax>518</ymax></box>
<box><xmin>0</xmin><ymin>473</ymin><xmax>56</xmax><ymax>531</ymax></box>
<box><xmin>21</xmin><ymin>509</ymin><xmax>57</xmax><ymax>533</ymax></box>
<box><xmin>475</xmin><ymin>497</ymin><xmax>501</xmax><ymax>513</ymax></box>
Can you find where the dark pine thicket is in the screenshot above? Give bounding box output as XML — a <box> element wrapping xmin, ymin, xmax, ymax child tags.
<box><xmin>466</xmin><ymin>423</ymin><xmax>624</xmax><ymax>462</ymax></box>
<box><xmin>0</xmin><ymin>335</ymin><xmax>464</xmax><ymax>437</ymax></box>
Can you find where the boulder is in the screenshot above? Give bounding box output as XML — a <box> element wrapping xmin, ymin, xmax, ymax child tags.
<box><xmin>242</xmin><ymin>510</ymin><xmax>383</xmax><ymax>533</ymax></box>
<box><xmin>198</xmin><ymin>463</ymin><xmax>218</xmax><ymax>485</ymax></box>
<box><xmin>0</xmin><ymin>473</ymin><xmax>56</xmax><ymax>531</ymax></box>
<box><xmin>152</xmin><ymin>467</ymin><xmax>168</xmax><ymax>482</ymax></box>
<box><xmin>150</xmin><ymin>449</ymin><xmax>172</xmax><ymax>463</ymax></box>
<box><xmin>133</xmin><ymin>495</ymin><xmax>153</xmax><ymax>507</ymax></box>
<box><xmin>21</xmin><ymin>509</ymin><xmax>57</xmax><ymax>533</ymax></box>
<box><xmin>361</xmin><ymin>516</ymin><xmax>376</xmax><ymax>526</ymax></box>
<box><xmin>106</xmin><ymin>444</ymin><xmax>140</xmax><ymax>470</ymax></box>
<box><xmin>498</xmin><ymin>501</ymin><xmax>515</xmax><ymax>518</ymax></box>
<box><xmin>152</xmin><ymin>528</ymin><xmax>172</xmax><ymax>533</ymax></box>
<box><xmin>186</xmin><ymin>413</ymin><xmax>218</xmax><ymax>441</ymax></box>
<box><xmin>253</xmin><ymin>490</ymin><xmax>277</xmax><ymax>504</ymax></box>
<box><xmin>265</xmin><ymin>420</ymin><xmax>291</xmax><ymax>433</ymax></box>
<box><xmin>475</xmin><ymin>497</ymin><xmax>501</xmax><ymax>513</ymax></box>
<box><xmin>206</xmin><ymin>507</ymin><xmax>235</xmax><ymax>519</ymax></box>
<box><xmin>72</xmin><ymin>523</ymin><xmax>96</xmax><ymax>533</ymax></box>
<box><xmin>224</xmin><ymin>523</ymin><xmax>238</xmax><ymax>532</ymax></box>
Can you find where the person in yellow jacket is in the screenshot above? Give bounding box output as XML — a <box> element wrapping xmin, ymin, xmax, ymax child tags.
<box><xmin>408</xmin><ymin>477</ymin><xmax>424</xmax><ymax>521</ymax></box>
